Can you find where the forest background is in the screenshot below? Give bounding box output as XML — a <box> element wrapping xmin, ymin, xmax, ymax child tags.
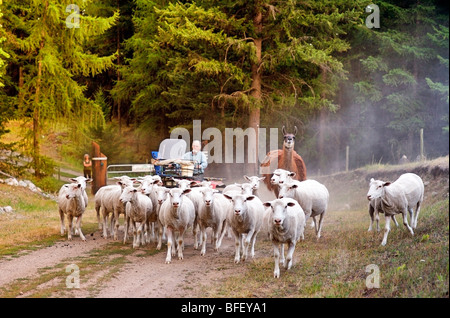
<box><xmin>0</xmin><ymin>0</ymin><xmax>448</xmax><ymax>182</ymax></box>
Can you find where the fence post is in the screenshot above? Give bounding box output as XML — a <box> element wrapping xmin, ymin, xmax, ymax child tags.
<box><xmin>91</xmin><ymin>141</ymin><xmax>107</xmax><ymax>195</ymax></box>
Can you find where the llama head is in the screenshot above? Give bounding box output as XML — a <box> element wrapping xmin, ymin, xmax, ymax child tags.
<box><xmin>282</xmin><ymin>126</ymin><xmax>297</xmax><ymax>150</ymax></box>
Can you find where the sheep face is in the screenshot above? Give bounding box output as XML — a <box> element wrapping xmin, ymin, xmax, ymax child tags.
<box><xmin>244</xmin><ymin>175</ymin><xmax>265</xmax><ymax>190</ymax></box>
<box><xmin>155</xmin><ymin>187</ymin><xmax>168</xmax><ymax>205</ymax></box>
<box><xmin>140</xmin><ymin>180</ymin><xmax>157</xmax><ymax>196</ymax></box>
<box><xmin>119</xmin><ymin>186</ymin><xmax>138</xmax><ymax>204</ymax></box>
<box><xmin>168</xmin><ymin>188</ymin><xmax>191</xmax><ymax>208</ymax></box>
<box><xmin>201</xmin><ymin>187</ymin><xmax>219</xmax><ymax>206</ymax></box>
<box><xmin>240</xmin><ymin>183</ymin><xmax>254</xmax><ymax>196</ymax></box>
<box><xmin>264</xmin><ymin>199</ymin><xmax>296</xmax><ymax>227</ymax></box>
<box><xmin>367</xmin><ymin>178</ymin><xmax>391</xmax><ymax>201</ymax></box>
<box><xmin>64</xmin><ymin>183</ymin><xmax>83</xmax><ymax>199</ymax></box>
<box><xmin>270</xmin><ymin>169</ymin><xmax>296</xmax><ymax>185</ymax></box>
<box><xmin>277</xmin><ymin>182</ymin><xmax>298</xmax><ymax>199</ymax></box>
<box><xmin>223</xmin><ymin>193</ymin><xmax>256</xmax><ymax>216</ymax></box>
<box><xmin>70</xmin><ymin>176</ymin><xmax>93</xmax><ymax>189</ymax></box>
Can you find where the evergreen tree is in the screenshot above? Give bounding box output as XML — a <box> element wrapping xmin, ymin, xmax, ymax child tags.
<box><xmin>2</xmin><ymin>0</ymin><xmax>118</xmax><ymax>176</ymax></box>
<box><xmin>114</xmin><ymin>0</ymin><xmax>366</xmax><ymax>139</ymax></box>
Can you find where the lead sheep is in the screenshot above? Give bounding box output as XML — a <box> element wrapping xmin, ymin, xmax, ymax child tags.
<box><xmin>159</xmin><ymin>188</ymin><xmax>195</xmax><ymax>264</ymax></box>
<box><xmin>223</xmin><ymin>193</ymin><xmax>265</xmax><ymax>264</ymax></box>
<box><xmin>366</xmin><ymin>173</ymin><xmax>424</xmax><ymax>246</ymax></box>
<box><xmin>120</xmin><ymin>185</ymin><xmax>153</xmax><ymax>248</ymax></box>
<box><xmin>263</xmin><ymin>198</ymin><xmax>306</xmax><ymax>278</ymax></box>
<box><xmin>58</xmin><ymin>182</ymin><xmax>87</xmax><ymax>241</ymax></box>
<box><xmin>278</xmin><ymin>179</ymin><xmax>329</xmax><ymax>239</ymax></box>
<box><xmin>197</xmin><ymin>187</ymin><xmax>231</xmax><ymax>256</ymax></box>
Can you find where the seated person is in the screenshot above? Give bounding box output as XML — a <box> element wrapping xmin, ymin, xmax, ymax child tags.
<box><xmin>182</xmin><ymin>140</ymin><xmax>208</xmax><ymax>176</ymax></box>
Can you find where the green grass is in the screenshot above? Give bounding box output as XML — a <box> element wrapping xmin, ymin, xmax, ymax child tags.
<box><xmin>203</xmin><ymin>198</ymin><xmax>449</xmax><ymax>298</ymax></box>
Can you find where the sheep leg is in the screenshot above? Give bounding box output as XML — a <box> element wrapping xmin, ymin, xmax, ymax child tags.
<box><xmin>216</xmin><ymin>219</ymin><xmax>227</xmax><ymax>249</ymax></box>
<box><xmin>67</xmin><ymin>214</ymin><xmax>74</xmax><ymax>240</ymax></box>
<box><xmin>402</xmin><ymin>210</ymin><xmax>414</xmax><ymax>236</ymax></box>
<box><xmin>76</xmin><ymin>215</ymin><xmax>86</xmax><ymax>241</ymax></box>
<box><xmin>368</xmin><ymin>204</ymin><xmax>375</xmax><ymax>232</ymax></box>
<box><xmin>392</xmin><ymin>215</ymin><xmax>399</xmax><ymax>227</ymax></box>
<box><xmin>233</xmin><ymin>230</ymin><xmax>241</xmax><ymax>264</ymax></box>
<box><xmin>249</xmin><ymin>230</ymin><xmax>259</xmax><ymax>259</ymax></box>
<box><xmin>102</xmin><ymin>210</ymin><xmax>109</xmax><ymax>239</ymax></box>
<box><xmin>156</xmin><ymin>222</ymin><xmax>164</xmax><ymax>250</ymax></box>
<box><xmin>95</xmin><ymin>204</ymin><xmax>102</xmax><ymax>230</ymax></box>
<box><xmin>123</xmin><ymin>214</ymin><xmax>130</xmax><ymax>244</ymax></box>
<box><xmin>315</xmin><ymin>213</ymin><xmax>325</xmax><ymax>239</ymax></box>
<box><xmin>413</xmin><ymin>201</ymin><xmax>421</xmax><ymax>229</ymax></box>
<box><xmin>200</xmin><ymin>227</ymin><xmax>207</xmax><ymax>256</ymax></box>
<box><xmin>381</xmin><ymin>215</ymin><xmax>391</xmax><ymax>246</ymax></box>
<box><xmin>242</xmin><ymin>230</ymin><xmax>255</xmax><ymax>261</ymax></box>
<box><xmin>177</xmin><ymin>227</ymin><xmax>185</xmax><ymax>260</ymax></box>
<box><xmin>59</xmin><ymin>209</ymin><xmax>66</xmax><ymax>235</ymax></box>
<box><xmin>165</xmin><ymin>227</ymin><xmax>173</xmax><ymax>264</ymax></box>
<box><xmin>273</xmin><ymin>242</ymin><xmax>281</xmax><ymax>278</ymax></box>
<box><xmin>113</xmin><ymin>208</ymin><xmax>120</xmax><ymax>241</ymax></box>
<box><xmin>279</xmin><ymin>243</ymin><xmax>285</xmax><ymax>266</ymax></box>
<box><xmin>285</xmin><ymin>241</ymin><xmax>296</xmax><ymax>270</ymax></box>
<box><xmin>193</xmin><ymin>217</ymin><xmax>199</xmax><ymax>250</ymax></box>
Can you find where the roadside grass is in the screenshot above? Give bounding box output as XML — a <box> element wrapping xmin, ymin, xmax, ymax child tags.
<box><xmin>0</xmin><ymin>183</ymin><xmax>99</xmax><ymax>258</ymax></box>
<box><xmin>204</xmin><ymin>198</ymin><xmax>449</xmax><ymax>298</ymax></box>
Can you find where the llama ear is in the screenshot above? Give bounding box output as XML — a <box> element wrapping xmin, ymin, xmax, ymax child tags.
<box><xmin>282</xmin><ymin>125</ymin><xmax>286</xmax><ymax>136</ymax></box>
<box><xmin>293</xmin><ymin>126</ymin><xmax>298</xmax><ymax>136</ymax></box>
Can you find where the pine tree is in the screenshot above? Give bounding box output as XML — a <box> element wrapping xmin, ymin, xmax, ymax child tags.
<box><xmin>114</xmin><ymin>0</ymin><xmax>366</xmax><ymax>139</ymax></box>
<box><xmin>2</xmin><ymin>0</ymin><xmax>118</xmax><ymax>176</ymax></box>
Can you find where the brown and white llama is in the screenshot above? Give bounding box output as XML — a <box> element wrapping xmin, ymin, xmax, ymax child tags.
<box><xmin>260</xmin><ymin>126</ymin><xmax>307</xmax><ymax>198</ymax></box>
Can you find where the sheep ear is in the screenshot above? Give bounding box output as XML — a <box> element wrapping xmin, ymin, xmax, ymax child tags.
<box><xmin>70</xmin><ymin>178</ymin><xmax>77</xmax><ymax>182</ymax></box>
<box><xmin>182</xmin><ymin>188</ymin><xmax>192</xmax><ymax>195</ymax></box>
<box><xmin>246</xmin><ymin>195</ymin><xmax>255</xmax><ymax>201</ymax></box>
<box><xmin>383</xmin><ymin>182</ymin><xmax>391</xmax><ymax>187</ymax></box>
<box><xmin>263</xmin><ymin>202</ymin><xmax>272</xmax><ymax>207</ymax></box>
<box><xmin>259</xmin><ymin>176</ymin><xmax>266</xmax><ymax>181</ymax></box>
<box><xmin>86</xmin><ymin>178</ymin><xmax>93</xmax><ymax>183</ymax></box>
<box><xmin>223</xmin><ymin>194</ymin><xmax>233</xmax><ymax>200</ymax></box>
<box><xmin>370</xmin><ymin>178</ymin><xmax>375</xmax><ymax>182</ymax></box>
<box><xmin>244</xmin><ymin>175</ymin><xmax>250</xmax><ymax>181</ymax></box>
<box><xmin>289</xmin><ymin>172</ymin><xmax>297</xmax><ymax>178</ymax></box>
<box><xmin>190</xmin><ymin>181</ymin><xmax>199</xmax><ymax>187</ymax></box>
<box><xmin>287</xmin><ymin>202</ymin><xmax>296</xmax><ymax>207</ymax></box>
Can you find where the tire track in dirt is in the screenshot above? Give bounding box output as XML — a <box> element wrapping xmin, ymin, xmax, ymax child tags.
<box><xmin>0</xmin><ymin>231</ymin><xmax>109</xmax><ymax>288</ymax></box>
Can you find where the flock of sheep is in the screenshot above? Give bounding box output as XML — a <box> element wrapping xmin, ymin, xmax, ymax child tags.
<box><xmin>57</xmin><ymin>169</ymin><xmax>424</xmax><ymax>278</ymax></box>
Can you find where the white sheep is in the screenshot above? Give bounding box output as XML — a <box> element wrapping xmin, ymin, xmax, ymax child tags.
<box><xmin>197</xmin><ymin>187</ymin><xmax>231</xmax><ymax>256</ymax></box>
<box><xmin>263</xmin><ymin>198</ymin><xmax>306</xmax><ymax>278</ymax></box>
<box><xmin>159</xmin><ymin>188</ymin><xmax>195</xmax><ymax>264</ymax></box>
<box><xmin>278</xmin><ymin>179</ymin><xmax>329</xmax><ymax>239</ymax></box>
<box><xmin>243</xmin><ymin>175</ymin><xmax>265</xmax><ymax>196</ymax></box>
<box><xmin>223</xmin><ymin>193</ymin><xmax>265</xmax><ymax>263</ymax></box>
<box><xmin>367</xmin><ymin>197</ymin><xmax>399</xmax><ymax>232</ymax></box>
<box><xmin>94</xmin><ymin>176</ymin><xmax>135</xmax><ymax>239</ymax></box>
<box><xmin>155</xmin><ymin>186</ymin><xmax>169</xmax><ymax>250</ymax></box>
<box><xmin>172</xmin><ymin>178</ymin><xmax>208</xmax><ymax>250</ymax></box>
<box><xmin>58</xmin><ymin>182</ymin><xmax>87</xmax><ymax>241</ymax></box>
<box><xmin>223</xmin><ymin>182</ymin><xmax>255</xmax><ymax>196</ymax></box>
<box><xmin>270</xmin><ymin>169</ymin><xmax>295</xmax><ymax>186</ymax></box>
<box><xmin>120</xmin><ymin>185</ymin><xmax>153</xmax><ymax>248</ymax></box>
<box><xmin>366</xmin><ymin>173</ymin><xmax>424</xmax><ymax>246</ymax></box>
<box><xmin>69</xmin><ymin>176</ymin><xmax>92</xmax><ymax>208</ymax></box>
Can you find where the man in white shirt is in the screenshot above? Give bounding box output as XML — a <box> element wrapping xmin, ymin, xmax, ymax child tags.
<box><xmin>182</xmin><ymin>140</ymin><xmax>208</xmax><ymax>177</ymax></box>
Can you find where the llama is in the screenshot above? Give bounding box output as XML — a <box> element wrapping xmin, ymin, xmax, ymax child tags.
<box><xmin>261</xmin><ymin>126</ymin><xmax>307</xmax><ymax>198</ymax></box>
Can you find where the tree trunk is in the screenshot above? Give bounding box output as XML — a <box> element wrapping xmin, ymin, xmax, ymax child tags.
<box><xmin>248</xmin><ymin>9</ymin><xmax>262</xmax><ymax>175</ymax></box>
